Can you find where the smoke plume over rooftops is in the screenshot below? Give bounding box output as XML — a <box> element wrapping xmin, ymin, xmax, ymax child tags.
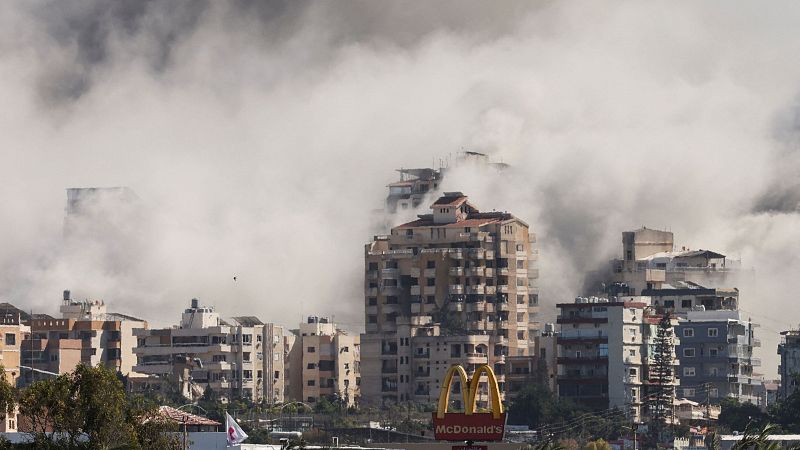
<box><xmin>1</xmin><ymin>1</ymin><xmax>800</xmax><ymax>372</ymax></box>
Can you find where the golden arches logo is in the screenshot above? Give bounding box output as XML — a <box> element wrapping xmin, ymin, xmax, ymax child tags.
<box><xmin>436</xmin><ymin>364</ymin><xmax>504</xmax><ymax>419</ymax></box>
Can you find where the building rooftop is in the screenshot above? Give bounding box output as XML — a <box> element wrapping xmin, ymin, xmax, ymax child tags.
<box><xmin>431</xmin><ymin>191</ymin><xmax>469</xmax><ymax>207</ymax></box>
<box><xmin>230</xmin><ymin>316</ymin><xmax>264</xmax><ymax>327</ymax></box>
<box><xmin>157</xmin><ymin>406</ymin><xmax>220</xmax><ymax>426</ymax></box>
<box><xmin>640</xmin><ymin>249</ymin><xmax>726</xmax><ymax>261</ymax></box>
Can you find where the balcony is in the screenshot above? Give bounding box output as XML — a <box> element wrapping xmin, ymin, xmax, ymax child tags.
<box><xmin>528</xmin><ymin>268</ymin><xmax>540</xmax><ymax>278</ymax></box>
<box><xmin>467</xmin><ymin>352</ymin><xmax>489</xmax><ymax>363</ymax></box>
<box><xmin>466</xmin><ymin>301</ymin><xmax>485</xmax><ymax>312</ymax></box>
<box><xmin>465</xmin><ymin>267</ymin><xmax>485</xmax><ymax>277</ymax></box>
<box><xmin>366</xmin><ymin>305</ymin><xmax>377</xmax><ymax>315</ymax></box>
<box><xmin>558</xmin><ymin>330</ymin><xmax>608</xmax><ymax>342</ymax></box>
<box><xmin>414</xmin><ymin>349</ymin><xmax>430</xmax><ymax>359</ymax></box>
<box><xmin>498</xmin><ymin>285</ymin><xmax>509</xmax><ymax>294</ymax></box>
<box><xmin>415</xmin><ymin>368</ymin><xmax>431</xmax><ymax>377</ymax></box>
<box><xmin>752</xmin><ymin>338</ymin><xmax>761</xmax><ymax>347</ymax></box>
<box><xmin>467</xmin><ymin>285</ymin><xmax>485</xmax><ymax>294</ymax></box>
<box><xmin>410</xmin><ymin>268</ymin><xmax>421</xmax><ymax>278</ymax></box>
<box><xmin>497</xmin><ymin>302</ymin><xmax>509</xmax><ymax>312</ymax></box>
<box><xmin>414</xmin><ymin>388</ymin><xmax>431</xmax><ymax>396</ymax></box>
<box><xmin>381</xmin><ymin>286</ymin><xmax>401</xmax><ymax>295</ymax></box>
<box><xmin>365</xmin><ymin>287</ymin><xmax>378</xmax><ymax>296</ymax></box>
<box><xmin>367</xmin><ymin>270</ymin><xmax>379</xmax><ymax>279</ymax></box>
<box><xmin>424</xmin><ymin>268</ymin><xmax>437</xmax><ymax>277</ymax></box>
<box><xmin>485</xmin><ymin>286</ymin><xmax>496</xmax><ymax>295</ymax></box>
<box><xmin>381</xmin><ymin>268</ymin><xmax>399</xmax><ymax>279</ymax></box>
<box><xmin>410</xmin><ymin>286</ymin><xmax>421</xmax><ymax>296</ymax></box>
<box><xmin>485</xmin><ymin>250</ymin><xmax>495</xmax><ymax>260</ymax></box>
<box><xmin>448</xmin><ymin>302</ymin><xmax>464</xmax><ymax>312</ymax></box>
<box><xmin>469</xmin><ymin>248</ymin><xmax>486</xmax><ymax>259</ymax></box>
<box><xmin>484</xmin><ymin>268</ymin><xmax>494</xmax><ymax>278</ymax></box>
<box><xmin>449</xmin><ymin>250</ymin><xmax>465</xmax><ymax>260</ymax></box>
<box><xmin>382</xmin><ymin>366</ymin><xmax>399</xmax><ymax>374</ymax></box>
<box><xmin>557</xmin><ymin>356</ymin><xmax>609</xmax><ymax>365</ymax></box>
<box><xmin>449</xmin><ymin>285</ymin><xmax>464</xmax><ymax>295</ymax></box>
<box><xmin>424</xmin><ymin>286</ymin><xmax>437</xmax><ymax>296</ymax></box>
<box><xmin>498</xmin><ymin>268</ymin><xmax>509</xmax><ymax>276</ymax></box>
<box><xmin>750</xmin><ymin>358</ymin><xmax>762</xmax><ymax>367</ymax></box>
<box><xmin>449</xmin><ymin>267</ymin><xmax>464</xmax><ymax>276</ymax></box>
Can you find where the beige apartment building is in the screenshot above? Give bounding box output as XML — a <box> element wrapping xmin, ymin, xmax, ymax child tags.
<box><xmin>132</xmin><ymin>299</ymin><xmax>285</xmax><ymax>404</ymax></box>
<box><xmin>20</xmin><ymin>291</ymin><xmax>146</xmax><ymax>386</ymax></box>
<box><xmin>0</xmin><ymin>308</ymin><xmax>30</xmax><ymax>385</ymax></box>
<box><xmin>361</xmin><ymin>192</ymin><xmax>539</xmax><ymax>407</ymax></box>
<box><xmin>285</xmin><ymin>316</ymin><xmax>360</xmax><ymax>407</ymax></box>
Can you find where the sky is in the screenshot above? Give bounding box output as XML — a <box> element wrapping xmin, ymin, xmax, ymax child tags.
<box><xmin>1</xmin><ymin>0</ymin><xmax>800</xmax><ymax>376</ymax></box>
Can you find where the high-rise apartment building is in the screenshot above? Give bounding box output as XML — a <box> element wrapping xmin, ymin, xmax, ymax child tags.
<box><xmin>20</xmin><ymin>290</ymin><xmax>146</xmax><ymax>386</ymax></box>
<box><xmin>132</xmin><ymin>299</ymin><xmax>285</xmax><ymax>404</ymax></box>
<box><xmin>361</xmin><ymin>192</ymin><xmax>539</xmax><ymax>407</ymax></box>
<box><xmin>777</xmin><ymin>331</ymin><xmax>800</xmax><ymax>400</ymax></box>
<box><xmin>284</xmin><ymin>316</ymin><xmax>360</xmax><ymax>407</ymax></box>
<box><xmin>556</xmin><ymin>297</ymin><xmax>680</xmax><ymax>422</ymax></box>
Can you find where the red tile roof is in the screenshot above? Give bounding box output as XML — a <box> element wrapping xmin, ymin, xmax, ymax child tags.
<box><xmin>158</xmin><ymin>406</ymin><xmax>221</xmax><ymax>426</ymax></box>
<box><xmin>395</xmin><ymin>217</ymin><xmax>504</xmax><ymax>229</ymax></box>
<box><xmin>431</xmin><ymin>195</ymin><xmax>468</xmax><ymax>207</ymax></box>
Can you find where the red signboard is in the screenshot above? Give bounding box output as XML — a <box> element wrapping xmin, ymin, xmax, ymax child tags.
<box><xmin>432</xmin><ymin>412</ymin><xmax>507</xmax><ymax>442</ymax></box>
<box><xmin>453</xmin><ymin>446</ymin><xmax>488</xmax><ymax>450</ymax></box>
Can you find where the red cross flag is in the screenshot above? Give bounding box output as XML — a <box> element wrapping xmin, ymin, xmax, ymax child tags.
<box><xmin>225</xmin><ymin>412</ymin><xmax>249</xmax><ymax>446</ymax></box>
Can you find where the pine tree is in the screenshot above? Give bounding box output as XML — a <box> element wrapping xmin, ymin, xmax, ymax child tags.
<box><xmin>647</xmin><ymin>313</ymin><xmax>675</xmax><ymax>425</ymax></box>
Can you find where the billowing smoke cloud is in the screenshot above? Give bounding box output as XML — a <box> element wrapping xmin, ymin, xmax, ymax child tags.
<box><xmin>1</xmin><ymin>1</ymin><xmax>800</xmax><ymax>374</ymax></box>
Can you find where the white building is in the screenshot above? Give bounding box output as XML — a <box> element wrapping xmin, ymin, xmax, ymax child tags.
<box><xmin>132</xmin><ymin>299</ymin><xmax>285</xmax><ymax>404</ymax></box>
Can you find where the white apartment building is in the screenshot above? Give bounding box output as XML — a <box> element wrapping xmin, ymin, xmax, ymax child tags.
<box><xmin>557</xmin><ymin>297</ymin><xmax>680</xmax><ymax>422</ymax></box>
<box><xmin>132</xmin><ymin>299</ymin><xmax>285</xmax><ymax>404</ymax></box>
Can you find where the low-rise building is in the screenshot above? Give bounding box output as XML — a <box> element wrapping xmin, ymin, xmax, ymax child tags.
<box><xmin>0</xmin><ymin>307</ymin><xmax>30</xmax><ymax>385</ymax></box>
<box><xmin>778</xmin><ymin>330</ymin><xmax>800</xmax><ymax>400</ymax></box>
<box><xmin>285</xmin><ymin>316</ymin><xmax>360</xmax><ymax>407</ymax></box>
<box><xmin>132</xmin><ymin>299</ymin><xmax>284</xmax><ymax>404</ymax></box>
<box><xmin>19</xmin><ymin>291</ymin><xmax>146</xmax><ymax>386</ymax></box>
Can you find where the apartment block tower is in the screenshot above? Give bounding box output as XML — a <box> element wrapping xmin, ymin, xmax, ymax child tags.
<box><xmin>778</xmin><ymin>330</ymin><xmax>800</xmax><ymax>400</ymax></box>
<box><xmin>132</xmin><ymin>299</ymin><xmax>285</xmax><ymax>404</ymax></box>
<box><xmin>361</xmin><ymin>192</ymin><xmax>539</xmax><ymax>407</ymax></box>
<box><xmin>284</xmin><ymin>316</ymin><xmax>361</xmax><ymax>407</ymax></box>
<box><xmin>556</xmin><ymin>297</ymin><xmax>680</xmax><ymax>422</ymax></box>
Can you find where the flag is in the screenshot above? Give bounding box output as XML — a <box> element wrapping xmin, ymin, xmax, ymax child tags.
<box><xmin>225</xmin><ymin>412</ymin><xmax>248</xmax><ymax>446</ymax></box>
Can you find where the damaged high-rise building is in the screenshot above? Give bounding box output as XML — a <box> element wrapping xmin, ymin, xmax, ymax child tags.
<box><xmin>360</xmin><ymin>192</ymin><xmax>539</xmax><ymax>408</ymax></box>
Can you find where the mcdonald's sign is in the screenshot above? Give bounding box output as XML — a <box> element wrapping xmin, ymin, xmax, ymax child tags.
<box><xmin>432</xmin><ymin>364</ymin><xmax>507</xmax><ymax>442</ymax></box>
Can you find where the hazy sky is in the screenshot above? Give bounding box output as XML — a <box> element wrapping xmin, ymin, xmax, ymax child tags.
<box><xmin>1</xmin><ymin>1</ymin><xmax>800</xmax><ymax>376</ymax></box>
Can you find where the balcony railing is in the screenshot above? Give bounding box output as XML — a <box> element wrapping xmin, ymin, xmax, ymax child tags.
<box><xmin>449</xmin><ymin>267</ymin><xmax>464</xmax><ymax>276</ymax></box>
<box><xmin>449</xmin><ymin>285</ymin><xmax>464</xmax><ymax>294</ymax></box>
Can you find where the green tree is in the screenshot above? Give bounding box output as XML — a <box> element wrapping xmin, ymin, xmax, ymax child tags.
<box><xmin>769</xmin><ymin>374</ymin><xmax>800</xmax><ymax>433</ymax></box>
<box><xmin>718</xmin><ymin>398</ymin><xmax>767</xmax><ymax>433</ymax></box>
<box><xmin>583</xmin><ymin>438</ymin><xmax>612</xmax><ymax>450</ymax></box>
<box><xmin>0</xmin><ymin>366</ymin><xmax>16</xmax><ymax>422</ymax></box>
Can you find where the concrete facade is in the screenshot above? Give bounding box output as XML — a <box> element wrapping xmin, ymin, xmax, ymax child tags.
<box><xmin>19</xmin><ymin>291</ymin><xmax>146</xmax><ymax>385</ymax></box>
<box><xmin>285</xmin><ymin>316</ymin><xmax>361</xmax><ymax>407</ymax></box>
<box><xmin>132</xmin><ymin>299</ymin><xmax>285</xmax><ymax>404</ymax></box>
<box><xmin>556</xmin><ymin>297</ymin><xmax>680</xmax><ymax>422</ymax></box>
<box><xmin>676</xmin><ymin>309</ymin><xmax>760</xmax><ymax>405</ymax></box>
<box><xmin>778</xmin><ymin>330</ymin><xmax>800</xmax><ymax>400</ymax></box>
<box><xmin>361</xmin><ymin>192</ymin><xmax>539</xmax><ymax>407</ymax></box>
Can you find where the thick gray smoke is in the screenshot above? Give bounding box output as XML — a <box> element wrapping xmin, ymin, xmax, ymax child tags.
<box><xmin>1</xmin><ymin>1</ymin><xmax>799</xmax><ymax>374</ymax></box>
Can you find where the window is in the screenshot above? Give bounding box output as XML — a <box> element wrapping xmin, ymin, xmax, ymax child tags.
<box><xmin>516</xmin><ymin>278</ymin><xmax>525</xmax><ymax>287</ymax></box>
<box><xmin>213</xmin><ymin>355</ymin><xmax>227</xmax><ymax>362</ymax></box>
<box><xmin>307</xmin><ymin>380</ymin><xmax>315</xmax><ymax>386</ymax></box>
<box><xmin>683</xmin><ymin>328</ymin><xmax>694</xmax><ymax>337</ymax></box>
<box><xmin>368</xmin><ymin>262</ymin><xmax>378</xmax><ymax>270</ymax></box>
<box><xmin>368</xmin><ymin>297</ymin><xmax>377</xmax><ymax>306</ymax></box>
<box><xmin>516</xmin><ymin>244</ymin><xmax>524</xmax><ymax>251</ymax></box>
<box><xmin>386</xmin><ymin>296</ymin><xmax>398</xmax><ymax>304</ymax></box>
<box><xmin>708</xmin><ymin>328</ymin><xmax>719</xmax><ymax>337</ymax></box>
<box><xmin>664</xmin><ymin>300</ymin><xmax>675</xmax><ymax>308</ymax></box>
<box><xmin>516</xmin><ymin>260</ymin><xmax>524</xmax><ymax>269</ymax></box>
<box><xmin>517</xmin><ymin>331</ymin><xmax>525</xmax><ymax>340</ymax></box>
<box><xmin>242</xmin><ymin>334</ymin><xmax>252</xmax><ymax>344</ymax></box>
<box><xmin>50</xmin><ymin>354</ymin><xmax>58</xmax><ymax>362</ymax></box>
<box><xmin>684</xmin><ymin>388</ymin><xmax>696</xmax><ymax>397</ymax></box>
<box><xmin>683</xmin><ymin>367</ymin><xmax>696</xmax><ymax>377</ymax></box>
<box><xmin>307</xmin><ymin>363</ymin><xmax>316</xmax><ymax>369</ymax></box>
<box><xmin>427</xmin><ymin>260</ymin><xmax>436</xmax><ymax>269</ymax></box>
<box><xmin>517</xmin><ymin>295</ymin><xmax>525</xmax><ymax>304</ymax></box>
<box><xmin>307</xmin><ymin>346</ymin><xmax>316</xmax><ymax>353</ymax></box>
<box><xmin>107</xmin><ymin>348</ymin><xmax>120</xmax><ymax>360</ymax></box>
<box><xmin>342</xmin><ymin>346</ymin><xmax>349</xmax><ymax>352</ymax></box>
<box><xmin>274</xmin><ymin>370</ymin><xmax>280</xmax><ymax>379</ymax></box>
<box><xmin>709</xmin><ymin>388</ymin><xmax>719</xmax><ymax>398</ymax></box>
<box><xmin>683</xmin><ymin>348</ymin><xmax>696</xmax><ymax>358</ymax></box>
<box><xmin>517</xmin><ymin>313</ymin><xmax>525</xmax><ymax>322</ymax></box>
<box><xmin>243</xmin><ymin>370</ymin><xmax>252</xmax><ymax>380</ymax></box>
<box><xmin>629</xmin><ymin>349</ymin><xmax>636</xmax><ymax>356</ymax></box>
<box><xmin>427</xmin><ymin>296</ymin><xmax>435</xmax><ymax>304</ymax></box>
<box><xmin>368</xmin><ymin>315</ymin><xmax>377</xmax><ymax>323</ymax></box>
<box><xmin>682</xmin><ymin>299</ymin><xmax>692</xmax><ymax>308</ymax></box>
<box><xmin>243</xmin><ymin>352</ymin><xmax>251</xmax><ymax>361</ymax></box>
<box><xmin>427</xmin><ymin>278</ymin><xmax>436</xmax><ymax>286</ymax></box>
<box><xmin>4</xmin><ymin>333</ymin><xmax>14</xmax><ymax>346</ymax></box>
<box><xmin>710</xmin><ymin>348</ymin><xmax>718</xmax><ymax>357</ymax></box>
<box><xmin>629</xmin><ymin>368</ymin><xmax>637</xmax><ymax>376</ymax></box>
